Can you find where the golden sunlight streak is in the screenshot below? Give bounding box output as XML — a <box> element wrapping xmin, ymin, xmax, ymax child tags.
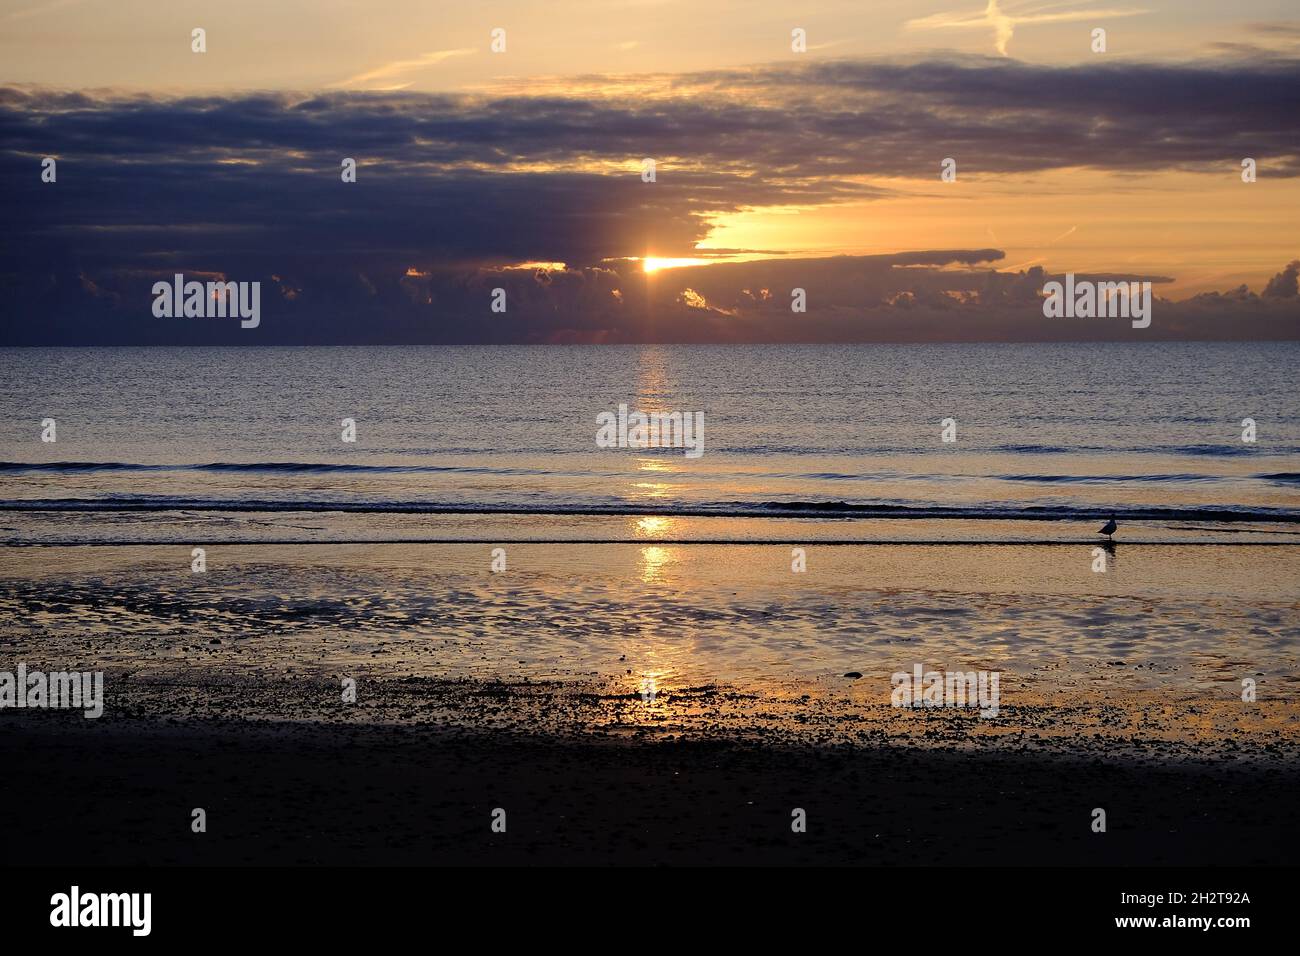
<box><xmin>638</xmin><ymin>545</ymin><xmax>678</xmax><ymax>583</ymax></box>
<box><xmin>505</xmin><ymin>261</ymin><xmax>567</xmax><ymax>271</ymax></box>
<box><xmin>631</xmin><ymin>481</ymin><xmax>672</xmax><ymax>499</ymax></box>
<box><xmin>635</xmin><ymin>457</ymin><xmax>677</xmax><ymax>473</ymax></box>
<box><xmin>634</xmin><ymin>515</ymin><xmax>674</xmax><ymax>537</ymax></box>
<box><xmin>642</xmin><ymin>256</ymin><xmax>711</xmax><ymax>273</ymax></box>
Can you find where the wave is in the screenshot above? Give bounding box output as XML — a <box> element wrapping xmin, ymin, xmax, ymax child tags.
<box><xmin>0</xmin><ymin>460</ymin><xmax>557</xmax><ymax>477</ymax></box>
<box><xmin>990</xmin><ymin>444</ymin><xmax>1074</xmax><ymax>454</ymax></box>
<box><xmin>1</xmin><ymin>496</ymin><xmax>1296</xmax><ymax>523</ymax></box>
<box><xmin>2</xmin><ymin>460</ymin><xmax>1292</xmax><ymax>487</ymax></box>
<box><xmin>994</xmin><ymin>473</ymin><xmax>1224</xmax><ymax>484</ymax></box>
<box><xmin>995</xmin><ymin>444</ymin><xmax>1300</xmax><ymax>458</ymax></box>
<box><xmin>1167</xmin><ymin>444</ymin><xmax>1263</xmax><ymax>458</ymax></box>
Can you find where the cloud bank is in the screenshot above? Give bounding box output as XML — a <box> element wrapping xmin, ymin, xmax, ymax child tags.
<box><xmin>2</xmin><ymin>55</ymin><xmax>1297</xmax><ymax>343</ymax></box>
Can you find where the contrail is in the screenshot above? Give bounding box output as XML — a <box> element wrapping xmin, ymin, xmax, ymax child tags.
<box><xmin>905</xmin><ymin>1</ymin><xmax>1149</xmax><ymax>56</ymax></box>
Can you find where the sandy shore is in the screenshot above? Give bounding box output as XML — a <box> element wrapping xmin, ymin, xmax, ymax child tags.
<box><xmin>3</xmin><ymin>706</ymin><xmax>1297</xmax><ymax>866</ymax></box>
<box><xmin>2</xmin><ymin>539</ymin><xmax>1297</xmax><ymax>864</ymax></box>
<box><xmin>1</xmin><ymin>662</ymin><xmax>1297</xmax><ymax>865</ymax></box>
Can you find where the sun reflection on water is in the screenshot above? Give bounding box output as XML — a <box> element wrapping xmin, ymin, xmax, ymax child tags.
<box><xmin>635</xmin><ymin>457</ymin><xmax>677</xmax><ymax>473</ymax></box>
<box><xmin>638</xmin><ymin>544</ymin><xmax>678</xmax><ymax>583</ymax></box>
<box><xmin>631</xmin><ymin>481</ymin><xmax>672</xmax><ymax>499</ymax></box>
<box><xmin>635</xmin><ymin>515</ymin><xmax>673</xmax><ymax>537</ymax></box>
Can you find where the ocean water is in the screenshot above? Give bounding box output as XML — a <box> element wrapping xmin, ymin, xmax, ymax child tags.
<box><xmin>1</xmin><ymin>343</ymin><xmax>1297</xmax><ymax>695</ymax></box>
<box><xmin>0</xmin><ymin>342</ymin><xmax>1297</xmax><ymax>543</ymax></box>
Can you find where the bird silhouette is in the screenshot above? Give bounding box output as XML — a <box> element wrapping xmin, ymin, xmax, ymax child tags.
<box><xmin>1098</xmin><ymin>517</ymin><xmax>1117</xmax><ymax>540</ymax></box>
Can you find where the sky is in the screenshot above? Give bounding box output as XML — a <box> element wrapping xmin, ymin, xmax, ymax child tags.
<box><xmin>1</xmin><ymin>0</ymin><xmax>1297</xmax><ymax>343</ymax></box>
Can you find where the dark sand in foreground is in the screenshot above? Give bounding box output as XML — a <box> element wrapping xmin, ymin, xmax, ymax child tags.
<box><xmin>2</xmin><ymin>672</ymin><xmax>1297</xmax><ymax>866</ymax></box>
<box><xmin>4</xmin><ymin>717</ymin><xmax>1298</xmax><ymax>866</ymax></box>
<box><xmin>3</xmin><ymin>539</ymin><xmax>1296</xmax><ymax>865</ymax></box>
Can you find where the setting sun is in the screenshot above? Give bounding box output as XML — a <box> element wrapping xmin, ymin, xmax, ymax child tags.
<box><xmin>641</xmin><ymin>257</ymin><xmax>709</xmax><ymax>273</ymax></box>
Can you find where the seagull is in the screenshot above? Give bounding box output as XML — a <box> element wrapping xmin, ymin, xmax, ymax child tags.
<box><xmin>1098</xmin><ymin>517</ymin><xmax>1117</xmax><ymax>540</ymax></box>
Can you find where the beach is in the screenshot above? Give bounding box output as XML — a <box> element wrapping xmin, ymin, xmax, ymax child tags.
<box><xmin>6</xmin><ymin>717</ymin><xmax>1298</xmax><ymax>866</ymax></box>
<box><xmin>2</xmin><ymin>535</ymin><xmax>1297</xmax><ymax>865</ymax></box>
<box><xmin>1</xmin><ymin>343</ymin><xmax>1297</xmax><ymax>865</ymax></box>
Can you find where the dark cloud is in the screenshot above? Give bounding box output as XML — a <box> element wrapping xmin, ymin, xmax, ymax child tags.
<box><xmin>3</xmin><ymin>251</ymin><xmax>1294</xmax><ymax>345</ymax></box>
<box><xmin>1262</xmin><ymin>260</ymin><xmax>1300</xmax><ymax>298</ymax></box>
<box><xmin>1</xmin><ymin>54</ymin><xmax>1298</xmax><ymax>344</ymax></box>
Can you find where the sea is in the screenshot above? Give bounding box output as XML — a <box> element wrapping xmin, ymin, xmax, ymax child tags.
<box><xmin>0</xmin><ymin>342</ymin><xmax>1295</xmax><ymax>544</ymax></box>
<box><xmin>1</xmin><ymin>342</ymin><xmax>1297</xmax><ymax>692</ymax></box>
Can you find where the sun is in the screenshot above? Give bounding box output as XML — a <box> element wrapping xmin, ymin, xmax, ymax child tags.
<box><xmin>641</xmin><ymin>256</ymin><xmax>708</xmax><ymax>273</ymax></box>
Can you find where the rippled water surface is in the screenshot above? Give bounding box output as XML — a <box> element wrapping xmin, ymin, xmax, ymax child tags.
<box><xmin>1</xmin><ymin>343</ymin><xmax>1296</xmax><ymax>543</ymax></box>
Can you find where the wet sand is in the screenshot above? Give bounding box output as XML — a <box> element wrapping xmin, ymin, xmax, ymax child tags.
<box><xmin>1</xmin><ymin>659</ymin><xmax>1297</xmax><ymax>865</ymax></box>
<box><xmin>3</xmin><ymin>703</ymin><xmax>1298</xmax><ymax>866</ymax></box>
<box><xmin>1</xmin><ymin>539</ymin><xmax>1297</xmax><ymax>864</ymax></box>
